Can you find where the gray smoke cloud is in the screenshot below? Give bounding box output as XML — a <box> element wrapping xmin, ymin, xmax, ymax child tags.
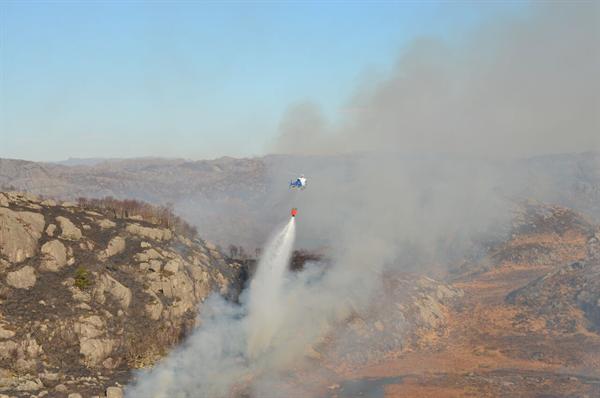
<box><xmin>275</xmin><ymin>3</ymin><xmax>599</xmax><ymax>157</ymax></box>
<box><xmin>127</xmin><ymin>2</ymin><xmax>599</xmax><ymax>397</ymax></box>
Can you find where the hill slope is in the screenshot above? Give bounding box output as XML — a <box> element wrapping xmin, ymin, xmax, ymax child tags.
<box><xmin>0</xmin><ymin>191</ymin><xmax>241</xmax><ymax>397</ymax></box>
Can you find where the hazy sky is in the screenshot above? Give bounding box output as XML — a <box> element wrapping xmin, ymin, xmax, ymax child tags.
<box><xmin>1</xmin><ymin>1</ymin><xmax>525</xmax><ymax>161</ymax></box>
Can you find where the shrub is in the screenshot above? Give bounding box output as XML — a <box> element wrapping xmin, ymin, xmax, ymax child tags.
<box><xmin>74</xmin><ymin>266</ymin><xmax>92</xmax><ymax>290</ymax></box>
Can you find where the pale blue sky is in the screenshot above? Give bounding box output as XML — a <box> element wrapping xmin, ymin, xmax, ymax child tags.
<box><xmin>0</xmin><ymin>1</ymin><xmax>526</xmax><ymax>161</ymax></box>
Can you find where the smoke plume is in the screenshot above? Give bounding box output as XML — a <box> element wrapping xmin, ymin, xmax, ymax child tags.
<box><xmin>127</xmin><ymin>218</ymin><xmax>298</xmax><ymax>397</ymax></box>
<box><xmin>128</xmin><ymin>2</ymin><xmax>599</xmax><ymax>397</ymax></box>
<box><xmin>275</xmin><ymin>3</ymin><xmax>599</xmax><ymax>157</ymax></box>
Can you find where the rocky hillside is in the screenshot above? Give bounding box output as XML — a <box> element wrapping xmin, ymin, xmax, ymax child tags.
<box><xmin>506</xmin><ymin>228</ymin><xmax>600</xmax><ymax>333</ymax></box>
<box><xmin>452</xmin><ymin>203</ymin><xmax>594</xmax><ymax>277</ymax></box>
<box><xmin>302</xmin><ymin>204</ymin><xmax>600</xmax><ymax>398</ymax></box>
<box><xmin>0</xmin><ymin>192</ymin><xmax>241</xmax><ymax>397</ymax></box>
<box><xmin>321</xmin><ymin>274</ymin><xmax>463</xmax><ymax>369</ymax></box>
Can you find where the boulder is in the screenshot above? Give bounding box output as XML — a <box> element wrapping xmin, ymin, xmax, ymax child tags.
<box><xmin>102</xmin><ymin>236</ymin><xmax>126</xmax><ymax>259</ymax></box>
<box><xmin>40</xmin><ymin>240</ymin><xmax>67</xmax><ymax>272</ymax></box>
<box><xmin>6</xmin><ymin>266</ymin><xmax>36</xmax><ymax>289</ymax></box>
<box><xmin>79</xmin><ymin>338</ymin><xmax>116</xmax><ymax>367</ymax></box>
<box><xmin>97</xmin><ymin>219</ymin><xmax>116</xmax><ymax>229</ymax></box>
<box><xmin>56</xmin><ymin>216</ymin><xmax>82</xmax><ymax>240</ymax></box>
<box><xmin>74</xmin><ymin>316</ymin><xmax>116</xmax><ymax>367</ymax></box>
<box><xmin>0</xmin><ymin>326</ymin><xmax>15</xmax><ymax>339</ymax></box>
<box><xmin>93</xmin><ymin>274</ymin><xmax>132</xmax><ymax>310</ymax></box>
<box><xmin>135</xmin><ymin>248</ymin><xmax>163</xmax><ymax>262</ymax></box>
<box><xmin>163</xmin><ymin>259</ymin><xmax>181</xmax><ymax>274</ymax></box>
<box><xmin>126</xmin><ymin>223</ymin><xmax>172</xmax><ymax>241</ymax></box>
<box><xmin>144</xmin><ymin>290</ymin><xmax>163</xmax><ymax>320</ymax></box>
<box><xmin>204</xmin><ymin>241</ymin><xmax>217</xmax><ymax>251</ymax></box>
<box><xmin>0</xmin><ymin>193</ymin><xmax>8</xmax><ymax>207</ymax></box>
<box><xmin>55</xmin><ymin>384</ymin><xmax>68</xmax><ymax>393</ymax></box>
<box><xmin>45</xmin><ymin>224</ymin><xmax>56</xmax><ymax>237</ymax></box>
<box><xmin>0</xmin><ymin>340</ymin><xmax>18</xmax><ymax>360</ymax></box>
<box><xmin>0</xmin><ymin>258</ymin><xmax>8</xmax><ymax>272</ymax></box>
<box><xmin>151</xmin><ymin>272</ymin><xmax>196</xmax><ymax>318</ymax></box>
<box><xmin>106</xmin><ymin>386</ymin><xmax>124</xmax><ymax>398</ymax></box>
<box><xmin>148</xmin><ymin>259</ymin><xmax>162</xmax><ymax>272</ymax></box>
<box><xmin>74</xmin><ymin>315</ymin><xmax>105</xmax><ymax>339</ymax></box>
<box><xmin>16</xmin><ymin>378</ymin><xmax>43</xmax><ymax>391</ymax></box>
<box><xmin>0</xmin><ymin>208</ymin><xmax>45</xmax><ymax>263</ymax></box>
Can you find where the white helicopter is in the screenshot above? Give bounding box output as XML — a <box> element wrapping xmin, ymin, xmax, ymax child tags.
<box><xmin>289</xmin><ymin>174</ymin><xmax>307</xmax><ymax>190</ymax></box>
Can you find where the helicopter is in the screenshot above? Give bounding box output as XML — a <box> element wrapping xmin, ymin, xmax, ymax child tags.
<box><xmin>289</xmin><ymin>174</ymin><xmax>307</xmax><ymax>190</ymax></box>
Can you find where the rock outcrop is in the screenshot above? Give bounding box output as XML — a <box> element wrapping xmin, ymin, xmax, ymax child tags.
<box><xmin>452</xmin><ymin>204</ymin><xmax>592</xmax><ymax>277</ymax></box>
<box><xmin>0</xmin><ymin>192</ymin><xmax>242</xmax><ymax>397</ymax></box>
<box><xmin>5</xmin><ymin>265</ymin><xmax>36</xmax><ymax>289</ymax></box>
<box><xmin>505</xmin><ymin>223</ymin><xmax>600</xmax><ymax>333</ymax></box>
<box><xmin>507</xmin><ymin>260</ymin><xmax>600</xmax><ymax>332</ymax></box>
<box><xmin>322</xmin><ymin>272</ymin><xmax>463</xmax><ymax>367</ymax></box>
<box><xmin>56</xmin><ymin>215</ymin><xmax>82</xmax><ymax>241</ymax></box>
<box><xmin>102</xmin><ymin>236</ymin><xmax>126</xmax><ymax>259</ymax></box>
<box><xmin>125</xmin><ymin>223</ymin><xmax>172</xmax><ymax>241</ymax></box>
<box><xmin>0</xmin><ymin>206</ymin><xmax>45</xmax><ymax>263</ymax></box>
<box><xmin>40</xmin><ymin>239</ymin><xmax>67</xmax><ymax>272</ymax></box>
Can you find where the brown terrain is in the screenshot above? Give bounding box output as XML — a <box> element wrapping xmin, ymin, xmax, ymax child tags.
<box><xmin>312</xmin><ymin>205</ymin><xmax>600</xmax><ymax>398</ymax></box>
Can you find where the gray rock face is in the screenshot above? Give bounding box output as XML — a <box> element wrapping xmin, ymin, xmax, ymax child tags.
<box><xmin>0</xmin><ymin>207</ymin><xmax>45</xmax><ymax>263</ymax></box>
<box><xmin>56</xmin><ymin>216</ymin><xmax>82</xmax><ymax>240</ymax></box>
<box><xmin>102</xmin><ymin>236</ymin><xmax>126</xmax><ymax>259</ymax></box>
<box><xmin>40</xmin><ymin>240</ymin><xmax>67</xmax><ymax>272</ymax></box>
<box><xmin>6</xmin><ymin>265</ymin><xmax>36</xmax><ymax>289</ymax></box>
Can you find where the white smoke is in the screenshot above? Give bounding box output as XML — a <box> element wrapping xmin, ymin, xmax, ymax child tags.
<box><xmin>246</xmin><ymin>218</ymin><xmax>296</xmax><ymax>359</ymax></box>
<box><xmin>126</xmin><ymin>218</ymin><xmax>297</xmax><ymax>398</ymax></box>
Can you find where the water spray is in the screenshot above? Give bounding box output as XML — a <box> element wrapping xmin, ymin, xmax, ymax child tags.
<box><xmin>126</xmin><ymin>215</ymin><xmax>298</xmax><ymax>398</ymax></box>
<box><xmin>246</xmin><ymin>216</ymin><xmax>296</xmax><ymax>358</ymax></box>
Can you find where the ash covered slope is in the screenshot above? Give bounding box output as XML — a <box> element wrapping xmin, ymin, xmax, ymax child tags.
<box><xmin>0</xmin><ymin>191</ymin><xmax>241</xmax><ymax>397</ymax></box>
